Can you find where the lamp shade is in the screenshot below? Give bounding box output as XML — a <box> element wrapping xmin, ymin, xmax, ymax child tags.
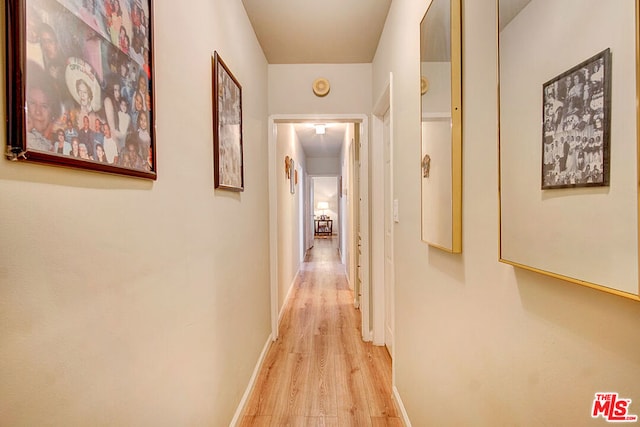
<box><xmin>317</xmin><ymin>202</ymin><xmax>329</xmax><ymax>210</ymax></box>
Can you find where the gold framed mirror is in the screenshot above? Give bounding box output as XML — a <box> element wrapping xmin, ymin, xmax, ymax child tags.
<box><xmin>498</xmin><ymin>0</ymin><xmax>640</xmax><ymax>300</ymax></box>
<box><xmin>420</xmin><ymin>0</ymin><xmax>462</xmax><ymax>253</ymax></box>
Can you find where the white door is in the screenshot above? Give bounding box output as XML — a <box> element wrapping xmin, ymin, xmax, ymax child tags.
<box><xmin>383</xmin><ymin>108</ymin><xmax>394</xmax><ymax>356</ymax></box>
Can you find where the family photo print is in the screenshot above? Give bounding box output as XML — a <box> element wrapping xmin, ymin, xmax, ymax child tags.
<box><xmin>6</xmin><ymin>0</ymin><xmax>156</xmax><ymax>179</ymax></box>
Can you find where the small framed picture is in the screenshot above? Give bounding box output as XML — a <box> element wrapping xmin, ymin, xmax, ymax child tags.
<box><xmin>6</xmin><ymin>0</ymin><xmax>156</xmax><ymax>179</ymax></box>
<box><xmin>212</xmin><ymin>51</ymin><xmax>244</xmax><ymax>191</ymax></box>
<box><xmin>541</xmin><ymin>48</ymin><xmax>611</xmax><ymax>189</ymax></box>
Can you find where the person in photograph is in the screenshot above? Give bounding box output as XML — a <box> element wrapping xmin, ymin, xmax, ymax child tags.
<box><xmin>93</xmin><ymin>118</ymin><xmax>104</xmax><ymax>152</ymax></box>
<box><xmin>592</xmin><ymin>110</ymin><xmax>604</xmax><ymax>133</ymax></box>
<box><xmin>53</xmin><ymin>129</ymin><xmax>71</xmax><ymax>155</ymax></box>
<box><xmin>70</xmin><ymin>137</ymin><xmax>80</xmax><ymax>158</ymax></box>
<box><xmin>118</xmin><ymin>59</ymin><xmax>134</xmax><ymax>104</ymax></box>
<box><xmin>103</xmin><ymin>75</ymin><xmax>124</xmax><ymax>144</ymax></box>
<box><xmin>78</xmin><ymin>115</ymin><xmax>95</xmax><ymax>157</ymax></box>
<box><xmin>119</xmin><ymin>133</ymin><xmax>143</xmax><ymax>169</ymax></box>
<box><xmin>592</xmin><ymin>135</ymin><xmax>603</xmax><ymax>167</ymax></box>
<box><xmin>566</xmin><ymin>73</ymin><xmax>585</xmax><ymax>113</ymax></box>
<box><xmin>553</xmin><ymin>138</ymin><xmax>562</xmax><ymax>162</ymax></box>
<box><xmin>136</xmin><ymin>111</ymin><xmax>151</xmax><ymax>155</ymax></box>
<box><xmin>109</xmin><ymin>0</ymin><xmax>123</xmax><ymax>47</ymax></box>
<box><xmin>94</xmin><ymin>143</ymin><xmax>108</xmax><ymax>163</ymax></box>
<box><xmin>131</xmin><ymin>3</ymin><xmax>142</xmax><ymax>29</ymax></box>
<box><xmin>38</xmin><ymin>23</ymin><xmax>74</xmax><ymax>114</ymax></box>
<box><xmin>585</xmin><ymin>136</ymin><xmax>596</xmax><ymax>165</ymax></box>
<box><xmin>590</xmin><ymin>61</ymin><xmax>604</xmax><ymax>92</ymax></box>
<box><xmin>130</xmin><ymin>92</ymin><xmax>144</xmax><ymax>132</ymax></box>
<box><xmin>561</xmin><ymin>100</ymin><xmax>580</xmax><ymax>132</ymax></box>
<box><xmin>557</xmin><ymin>75</ymin><xmax>573</xmax><ymax>102</ymax></box>
<box><xmin>25</xmin><ymin>62</ymin><xmax>61</xmax><ymax>151</ymax></box>
<box><xmin>102</xmin><ymin>122</ymin><xmax>118</xmax><ymax>164</ymax></box>
<box><xmin>64</xmin><ymin>118</ymin><xmax>78</xmax><ymax>145</ymax></box>
<box><xmin>78</xmin><ymin>142</ymin><xmax>93</xmax><ymax>160</ymax></box>
<box><xmin>143</xmin><ymin>146</ymin><xmax>153</xmax><ymax>172</ymax></box>
<box><xmin>582</xmin><ymin>164</ymin><xmax>592</xmax><ymax>183</ymax></box>
<box><xmin>592</xmin><ymin>165</ymin><xmax>603</xmax><ymax>183</ymax></box>
<box><xmin>26</xmin><ymin>8</ymin><xmax>44</xmax><ymax>68</ymax></box>
<box><xmin>142</xmin><ymin>47</ymin><xmax>151</xmax><ymax>79</ymax></box>
<box><xmin>576</xmin><ymin>105</ymin><xmax>592</xmax><ymax>132</ymax></box>
<box><xmin>565</xmin><ymin>139</ymin><xmax>578</xmax><ymax>176</ymax></box>
<box><xmin>104</xmin><ymin>0</ymin><xmax>113</xmax><ymax>25</ymax></box>
<box><xmin>132</xmin><ymin>73</ymin><xmax>149</xmax><ymax>112</ymax></box>
<box><xmin>576</xmin><ymin>139</ymin><xmax>586</xmax><ymax>172</ymax></box>
<box><xmin>119</xmin><ymin>27</ymin><xmax>130</xmax><ymax>54</ymax></box>
<box><xmin>39</xmin><ymin>24</ymin><xmax>66</xmax><ymax>86</ymax></box>
<box><xmin>543</xmin><ymin>141</ymin><xmax>554</xmax><ymax>176</ymax></box>
<box><xmin>74</xmin><ymin>78</ymin><xmax>97</xmax><ymax>127</ymax></box>
<box><xmin>130</xmin><ymin>31</ymin><xmax>144</xmax><ymax>65</ymax></box>
<box><xmin>117</xmin><ymin>98</ymin><xmax>132</xmax><ymax>142</ymax></box>
<box><xmin>559</xmin><ymin>136</ymin><xmax>570</xmax><ymax>171</ymax></box>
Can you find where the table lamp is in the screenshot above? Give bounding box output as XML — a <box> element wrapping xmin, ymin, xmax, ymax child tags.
<box><xmin>317</xmin><ymin>202</ymin><xmax>329</xmax><ymax>218</ymax></box>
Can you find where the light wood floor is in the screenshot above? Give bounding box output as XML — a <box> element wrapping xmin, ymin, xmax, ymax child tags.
<box><xmin>240</xmin><ymin>237</ymin><xmax>401</xmax><ymax>427</ymax></box>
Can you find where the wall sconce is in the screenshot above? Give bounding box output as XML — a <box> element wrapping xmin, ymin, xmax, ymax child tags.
<box><xmin>315</xmin><ymin>124</ymin><xmax>326</xmax><ymax>135</ymax></box>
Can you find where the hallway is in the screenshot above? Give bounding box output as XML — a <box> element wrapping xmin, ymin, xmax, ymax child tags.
<box><xmin>240</xmin><ymin>238</ymin><xmax>401</xmax><ymax>426</ymax></box>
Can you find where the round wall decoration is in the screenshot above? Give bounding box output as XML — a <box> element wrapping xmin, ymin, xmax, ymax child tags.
<box><xmin>312</xmin><ymin>77</ymin><xmax>330</xmax><ymax>97</ymax></box>
<box><xmin>420</xmin><ymin>76</ymin><xmax>429</xmax><ymax>95</ymax></box>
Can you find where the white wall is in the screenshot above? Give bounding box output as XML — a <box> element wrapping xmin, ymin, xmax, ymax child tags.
<box><xmin>307</xmin><ymin>157</ymin><xmax>341</xmax><ymax>175</ymax></box>
<box><xmin>276</xmin><ymin>124</ymin><xmax>307</xmax><ymax>313</ymax></box>
<box><xmin>421</xmin><ymin>61</ymin><xmax>451</xmax><ymax>113</ymax></box>
<box><xmin>373</xmin><ymin>0</ymin><xmax>640</xmax><ymax>425</ymax></box>
<box><xmin>269</xmin><ymin>64</ymin><xmax>372</xmax><ymax>115</ymax></box>
<box><xmin>0</xmin><ymin>1</ymin><xmax>271</xmax><ymax>425</ymax></box>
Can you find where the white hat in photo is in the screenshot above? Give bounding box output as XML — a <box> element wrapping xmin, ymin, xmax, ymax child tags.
<box><xmin>65</xmin><ymin>57</ymin><xmax>102</xmax><ymax>112</ymax></box>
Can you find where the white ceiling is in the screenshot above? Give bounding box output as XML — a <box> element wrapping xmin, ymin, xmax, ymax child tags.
<box><xmin>293</xmin><ymin>123</ymin><xmax>348</xmax><ymax>158</ymax></box>
<box><xmin>241</xmin><ymin>0</ymin><xmax>392</xmax><ymax>64</ymax></box>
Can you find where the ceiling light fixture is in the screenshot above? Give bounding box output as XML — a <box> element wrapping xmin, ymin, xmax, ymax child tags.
<box><xmin>315</xmin><ymin>124</ymin><xmax>326</xmax><ymax>135</ymax></box>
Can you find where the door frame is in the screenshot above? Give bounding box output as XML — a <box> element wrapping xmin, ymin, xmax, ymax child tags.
<box><xmin>268</xmin><ymin>114</ymin><xmax>370</xmax><ymax>341</ymax></box>
<box><xmin>371</xmin><ymin>75</ymin><xmax>394</xmax><ymax>353</ymax></box>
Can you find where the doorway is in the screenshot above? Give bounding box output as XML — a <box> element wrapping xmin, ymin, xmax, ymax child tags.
<box><xmin>267</xmin><ymin>115</ymin><xmax>370</xmax><ymax>342</ymax></box>
<box><xmin>313</xmin><ymin>176</ymin><xmax>339</xmax><ymax>242</ymax></box>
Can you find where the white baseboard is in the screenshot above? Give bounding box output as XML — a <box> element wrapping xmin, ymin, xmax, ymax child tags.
<box><xmin>393</xmin><ymin>386</ymin><xmax>412</xmax><ymax>427</ymax></box>
<box><xmin>278</xmin><ymin>271</ymin><xmax>300</xmax><ymax>324</ymax></box>
<box><xmin>229</xmin><ymin>336</ymin><xmax>273</xmax><ymax>427</ymax></box>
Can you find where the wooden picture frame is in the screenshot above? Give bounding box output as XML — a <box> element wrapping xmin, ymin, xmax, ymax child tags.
<box><xmin>541</xmin><ymin>49</ymin><xmax>611</xmax><ymax>189</ymax></box>
<box><xmin>212</xmin><ymin>51</ymin><xmax>244</xmax><ymax>191</ymax></box>
<box><xmin>6</xmin><ymin>0</ymin><xmax>156</xmax><ymax>179</ymax></box>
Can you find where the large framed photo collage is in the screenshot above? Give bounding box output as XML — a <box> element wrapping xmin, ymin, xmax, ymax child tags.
<box><xmin>6</xmin><ymin>0</ymin><xmax>156</xmax><ymax>179</ymax></box>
